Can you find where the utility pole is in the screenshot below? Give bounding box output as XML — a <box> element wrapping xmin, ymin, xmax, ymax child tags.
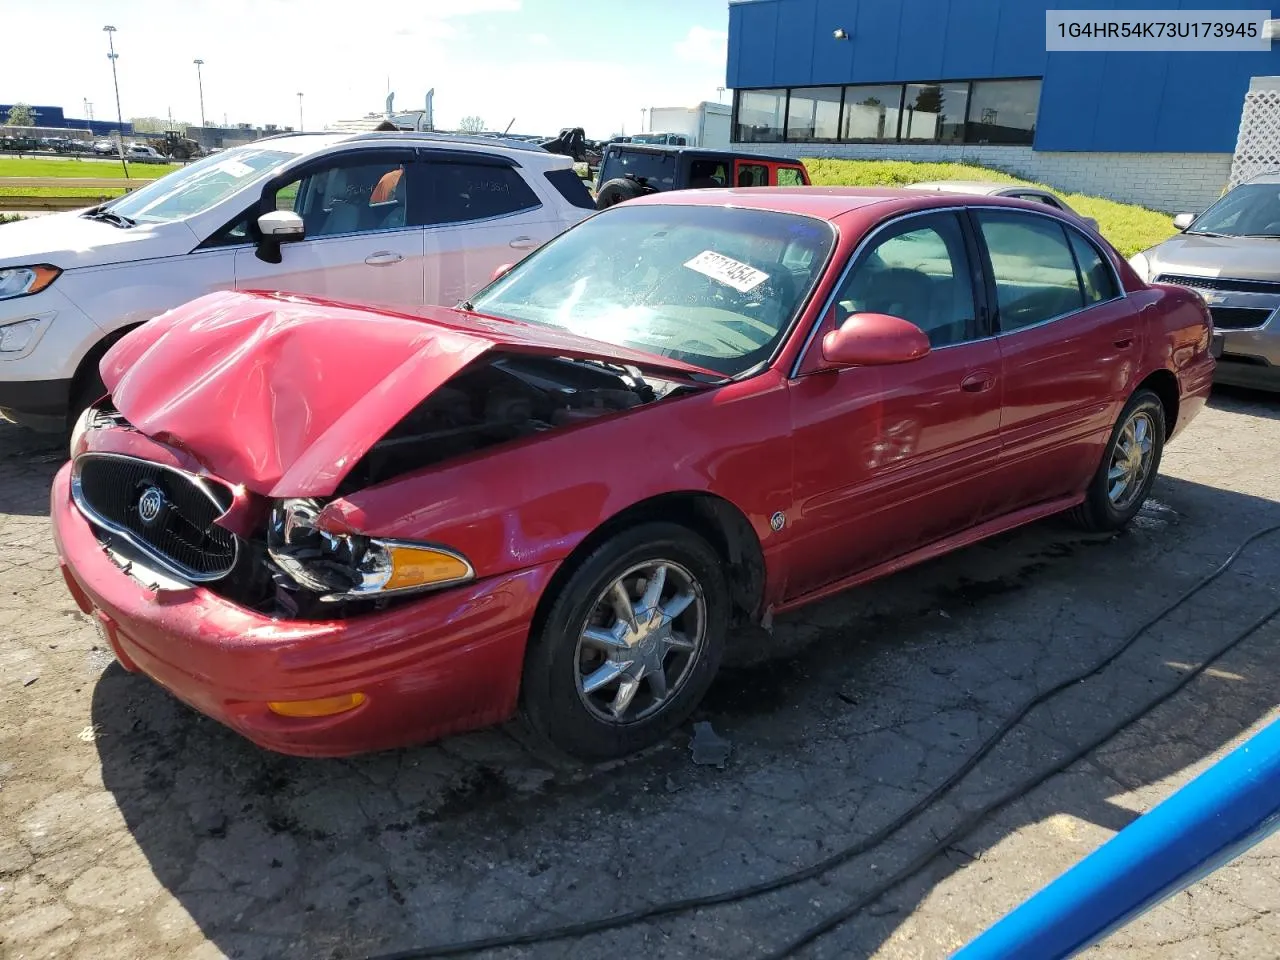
<box><xmin>103</xmin><ymin>25</ymin><xmax>129</xmax><ymax>178</ymax></box>
<box><xmin>193</xmin><ymin>59</ymin><xmax>206</xmax><ymax>130</ymax></box>
<box><xmin>296</xmin><ymin>92</ymin><xmax>304</xmax><ymax>132</ymax></box>
<box><xmin>84</xmin><ymin>99</ymin><xmax>94</xmax><ymax>123</ymax></box>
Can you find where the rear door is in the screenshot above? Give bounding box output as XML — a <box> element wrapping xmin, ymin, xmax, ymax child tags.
<box><xmin>974</xmin><ymin>208</ymin><xmax>1139</xmax><ymax>515</ymax></box>
<box><xmin>419</xmin><ymin>155</ymin><xmax>561</xmax><ymax>305</ymax></box>
<box><xmin>233</xmin><ymin>147</ymin><xmax>426</xmax><ymax>308</ymax></box>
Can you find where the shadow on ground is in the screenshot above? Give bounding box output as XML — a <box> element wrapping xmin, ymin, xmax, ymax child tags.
<box><xmin>87</xmin><ymin>460</ymin><xmax>1280</xmax><ymax>960</ymax></box>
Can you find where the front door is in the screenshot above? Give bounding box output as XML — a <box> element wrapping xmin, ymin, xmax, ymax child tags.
<box><xmin>784</xmin><ymin>210</ymin><xmax>1002</xmax><ymax>599</ymax></box>
<box><xmin>972</xmin><ymin>209</ymin><xmax>1139</xmax><ymax>515</ymax></box>
<box><xmin>233</xmin><ymin>149</ymin><xmax>425</xmax><ymax>309</ymax></box>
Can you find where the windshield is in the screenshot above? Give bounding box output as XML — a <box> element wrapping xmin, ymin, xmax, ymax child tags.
<box><xmin>1188</xmin><ymin>182</ymin><xmax>1280</xmax><ymax>237</ymax></box>
<box><xmin>103</xmin><ymin>147</ymin><xmax>297</xmax><ymax>224</ymax></box>
<box><xmin>471</xmin><ymin>204</ymin><xmax>836</xmax><ymax>376</ymax></box>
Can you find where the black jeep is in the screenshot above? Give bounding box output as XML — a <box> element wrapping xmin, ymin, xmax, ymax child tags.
<box><xmin>593</xmin><ymin>144</ymin><xmax>811</xmax><ymax>210</ymax></box>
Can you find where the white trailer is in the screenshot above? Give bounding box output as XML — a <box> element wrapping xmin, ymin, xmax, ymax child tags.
<box><xmin>644</xmin><ymin>101</ymin><xmax>732</xmax><ymax>149</ymax></box>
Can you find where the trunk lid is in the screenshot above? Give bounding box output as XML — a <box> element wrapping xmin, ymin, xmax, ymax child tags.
<box><xmin>102</xmin><ymin>290</ymin><xmax>719</xmax><ymax>497</ymax></box>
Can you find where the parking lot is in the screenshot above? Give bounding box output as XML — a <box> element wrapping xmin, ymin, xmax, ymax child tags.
<box><xmin>3</xmin><ymin>389</ymin><xmax>1280</xmax><ymax>960</ymax></box>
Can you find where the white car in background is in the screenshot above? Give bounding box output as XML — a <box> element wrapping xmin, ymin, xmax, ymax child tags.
<box><xmin>124</xmin><ymin>144</ymin><xmax>169</xmax><ymax>164</ymax></box>
<box><xmin>905</xmin><ymin>180</ymin><xmax>1099</xmax><ymax>231</ymax></box>
<box><xmin>0</xmin><ymin>132</ymin><xmax>595</xmax><ymax>431</ymax></box>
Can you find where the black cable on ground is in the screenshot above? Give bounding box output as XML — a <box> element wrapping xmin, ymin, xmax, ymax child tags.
<box><xmin>765</xmin><ymin>594</ymin><xmax>1280</xmax><ymax>959</ymax></box>
<box><xmin>363</xmin><ymin>523</ymin><xmax>1280</xmax><ymax>960</ymax></box>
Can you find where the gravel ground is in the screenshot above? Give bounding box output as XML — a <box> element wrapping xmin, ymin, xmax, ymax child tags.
<box><xmin>2</xmin><ymin>389</ymin><xmax>1278</xmax><ymax>960</ymax></box>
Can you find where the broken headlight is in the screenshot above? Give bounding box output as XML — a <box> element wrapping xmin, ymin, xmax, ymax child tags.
<box><xmin>267</xmin><ymin>498</ymin><xmax>474</xmax><ymax>602</ymax></box>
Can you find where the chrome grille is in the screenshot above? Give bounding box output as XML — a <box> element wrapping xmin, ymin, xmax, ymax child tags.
<box><xmin>1156</xmin><ymin>273</ymin><xmax>1280</xmax><ymax>296</ymax></box>
<box><xmin>72</xmin><ymin>453</ymin><xmax>237</xmax><ymax>581</ymax></box>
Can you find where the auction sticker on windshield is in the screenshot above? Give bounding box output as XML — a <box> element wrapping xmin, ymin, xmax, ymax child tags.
<box><xmin>216</xmin><ymin>159</ymin><xmax>254</xmax><ymax>178</ymax></box>
<box><xmin>684</xmin><ymin>251</ymin><xmax>769</xmax><ymax>293</ymax></box>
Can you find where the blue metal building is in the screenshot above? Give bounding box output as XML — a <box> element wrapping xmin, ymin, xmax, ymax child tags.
<box><xmin>726</xmin><ymin>0</ymin><xmax>1280</xmax><ymax>210</ymax></box>
<box><xmin>0</xmin><ymin>104</ymin><xmax>133</xmax><ymax>139</ymax></box>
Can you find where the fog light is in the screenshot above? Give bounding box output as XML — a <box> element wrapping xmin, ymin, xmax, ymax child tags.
<box><xmin>267</xmin><ymin>692</ymin><xmax>366</xmax><ymax>718</ymax></box>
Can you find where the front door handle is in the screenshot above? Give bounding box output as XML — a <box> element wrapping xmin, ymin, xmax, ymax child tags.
<box><xmin>1113</xmin><ymin>329</ymin><xmax>1135</xmax><ymax>349</ymax></box>
<box><xmin>509</xmin><ymin>236</ymin><xmax>538</xmax><ymax>250</ymax></box>
<box><xmin>364</xmin><ymin>251</ymin><xmax>404</xmax><ymax>266</ymax></box>
<box><xmin>961</xmin><ymin>370</ymin><xmax>996</xmax><ymax>393</ymax></box>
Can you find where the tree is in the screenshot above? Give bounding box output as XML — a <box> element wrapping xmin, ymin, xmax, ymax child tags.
<box><xmin>857</xmin><ymin>97</ymin><xmax>882</xmax><ymax>108</ymax></box>
<box><xmin>457</xmin><ymin>115</ymin><xmax>486</xmax><ymax>133</ymax></box>
<box><xmin>4</xmin><ymin>103</ymin><xmax>35</xmax><ymax>127</ymax></box>
<box><xmin>913</xmin><ymin>84</ymin><xmax>943</xmax><ymax>115</ymax></box>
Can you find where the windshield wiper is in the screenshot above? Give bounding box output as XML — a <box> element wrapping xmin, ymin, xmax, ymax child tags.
<box><xmin>1239</xmin><ymin>233</ymin><xmax>1280</xmax><ymax>239</ymax></box>
<box><xmin>81</xmin><ymin>207</ymin><xmax>136</xmax><ymax>228</ymax></box>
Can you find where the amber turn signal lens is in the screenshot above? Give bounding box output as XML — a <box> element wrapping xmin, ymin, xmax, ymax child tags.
<box><xmin>267</xmin><ymin>692</ymin><xmax>366</xmax><ymax>718</ymax></box>
<box><xmin>384</xmin><ymin>545</ymin><xmax>472</xmax><ymax>591</ymax></box>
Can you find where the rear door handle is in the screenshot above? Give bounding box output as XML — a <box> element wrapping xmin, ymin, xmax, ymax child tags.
<box><xmin>961</xmin><ymin>371</ymin><xmax>996</xmax><ymax>393</ymax></box>
<box><xmin>1114</xmin><ymin>329</ymin><xmax>1135</xmax><ymax>348</ymax></box>
<box><xmin>509</xmin><ymin>236</ymin><xmax>538</xmax><ymax>250</ymax></box>
<box><xmin>364</xmin><ymin>251</ymin><xmax>404</xmax><ymax>266</ymax></box>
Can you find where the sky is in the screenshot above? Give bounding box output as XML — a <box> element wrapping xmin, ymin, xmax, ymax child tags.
<box><xmin>1</xmin><ymin>0</ymin><xmax>733</xmax><ymax>140</ymax></box>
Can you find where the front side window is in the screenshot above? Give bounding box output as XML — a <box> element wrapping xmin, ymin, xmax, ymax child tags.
<box><xmin>841</xmin><ymin>84</ymin><xmax>904</xmax><ymax>142</ymax></box>
<box><xmin>424</xmin><ymin>162</ymin><xmax>540</xmax><ymax>225</ymax></box>
<box><xmin>735</xmin><ymin>89</ymin><xmax>787</xmax><ymax>142</ymax></box>
<box><xmin>736</xmin><ymin>163</ymin><xmax>768</xmax><ymax>187</ymax></box>
<box><xmin>275</xmin><ymin>158</ymin><xmax>415</xmax><ymax>237</ymax></box>
<box><xmin>106</xmin><ymin>146</ymin><xmax>296</xmax><ymax>223</ymax></box>
<box><xmin>977</xmin><ymin>210</ymin><xmax>1085</xmax><ymax>331</ymax></box>
<box><xmin>833</xmin><ymin>212</ymin><xmax>977</xmax><ymax>348</ymax></box>
<box><xmin>470</xmin><ymin>204</ymin><xmax>836</xmax><ymax>377</ymax></box>
<box><xmin>966</xmin><ymin>80</ymin><xmax>1041</xmax><ymax>146</ymax></box>
<box><xmin>785</xmin><ymin>87</ymin><xmax>842</xmax><ymax>141</ymax></box>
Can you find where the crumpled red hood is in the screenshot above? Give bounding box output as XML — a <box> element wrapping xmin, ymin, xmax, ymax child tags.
<box><xmin>101</xmin><ymin>290</ymin><xmax>717</xmax><ymax>497</ymax></box>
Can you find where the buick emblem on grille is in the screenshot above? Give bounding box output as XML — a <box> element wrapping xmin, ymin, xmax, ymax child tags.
<box><xmin>137</xmin><ymin>486</ymin><xmax>166</xmax><ymax>526</ymax></box>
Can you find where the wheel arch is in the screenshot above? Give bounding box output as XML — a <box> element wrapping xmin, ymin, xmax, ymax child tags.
<box><xmin>1135</xmin><ymin>368</ymin><xmax>1179</xmax><ymax>438</ymax></box>
<box><xmin>70</xmin><ymin>322</ymin><xmax>142</xmax><ymax>412</ymax></box>
<box><xmin>527</xmin><ymin>491</ymin><xmax>767</xmax><ymax>646</ymax></box>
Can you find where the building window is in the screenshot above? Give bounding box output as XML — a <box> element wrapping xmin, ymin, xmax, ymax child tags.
<box><xmin>966</xmin><ymin>79</ymin><xmax>1041</xmax><ymax>145</ymax></box>
<box><xmin>903</xmin><ymin>82</ymin><xmax>969</xmax><ymax>144</ymax></box>
<box><xmin>735</xmin><ymin>88</ymin><xmax>787</xmax><ymax>142</ymax></box>
<box><xmin>841</xmin><ymin>84</ymin><xmax>904</xmax><ymax>142</ymax></box>
<box><xmin>785</xmin><ymin>87</ymin><xmax>842</xmax><ymax>141</ymax></box>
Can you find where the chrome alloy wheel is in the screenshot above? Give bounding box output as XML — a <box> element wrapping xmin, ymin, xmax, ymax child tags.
<box><xmin>1108</xmin><ymin>410</ymin><xmax>1156</xmax><ymax>510</ymax></box>
<box><xmin>574</xmin><ymin>560</ymin><xmax>707</xmax><ymax>725</ymax></box>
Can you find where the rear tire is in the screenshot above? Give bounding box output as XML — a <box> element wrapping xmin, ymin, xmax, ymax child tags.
<box><xmin>1071</xmin><ymin>388</ymin><xmax>1166</xmax><ymax>532</ymax></box>
<box><xmin>522</xmin><ymin>522</ymin><xmax>729</xmax><ymax>761</ymax></box>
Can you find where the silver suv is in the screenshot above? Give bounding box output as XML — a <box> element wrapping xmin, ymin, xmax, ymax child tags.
<box><xmin>1129</xmin><ymin>173</ymin><xmax>1280</xmax><ymax>391</ymax></box>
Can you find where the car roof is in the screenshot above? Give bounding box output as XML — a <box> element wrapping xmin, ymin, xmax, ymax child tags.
<box><xmin>1243</xmin><ymin>170</ymin><xmax>1280</xmax><ymax>185</ymax></box>
<box><xmin>906</xmin><ymin>180</ymin><xmax>1032</xmax><ymax>195</ymax></box>
<box><xmin>605</xmin><ymin>143</ymin><xmax>802</xmax><ymax>165</ymax></box>
<box><xmin>628</xmin><ymin>186</ymin><xmax>1083</xmax><ymax>221</ymax></box>
<box><xmin>248</xmin><ymin>130</ymin><xmax>571</xmax><ymax>166</ymax></box>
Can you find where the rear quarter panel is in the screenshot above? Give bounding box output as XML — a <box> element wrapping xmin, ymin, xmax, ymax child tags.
<box><xmin>1142</xmin><ymin>282</ymin><xmax>1216</xmax><ymax>439</ymax></box>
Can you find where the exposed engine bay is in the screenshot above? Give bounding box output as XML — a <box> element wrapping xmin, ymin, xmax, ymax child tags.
<box><xmin>336</xmin><ymin>352</ymin><xmax>684</xmax><ymax>494</ymax></box>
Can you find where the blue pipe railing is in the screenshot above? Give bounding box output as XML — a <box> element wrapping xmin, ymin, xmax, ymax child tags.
<box><xmin>954</xmin><ymin>717</ymin><xmax>1280</xmax><ymax>960</ymax></box>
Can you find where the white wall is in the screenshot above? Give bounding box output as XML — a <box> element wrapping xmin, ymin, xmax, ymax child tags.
<box><xmin>733</xmin><ymin>142</ymin><xmax>1231</xmax><ymax>214</ymax></box>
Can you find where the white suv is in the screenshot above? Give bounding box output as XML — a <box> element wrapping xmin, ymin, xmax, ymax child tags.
<box><xmin>0</xmin><ymin>132</ymin><xmax>595</xmax><ymax>430</ymax></box>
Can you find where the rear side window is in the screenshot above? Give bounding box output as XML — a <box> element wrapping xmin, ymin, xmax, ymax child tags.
<box><xmin>977</xmin><ymin>210</ymin><xmax>1085</xmax><ymax>331</ymax></box>
<box><xmin>777</xmin><ymin>166</ymin><xmax>806</xmax><ymax>186</ymax></box>
<box><xmin>425</xmin><ymin>162</ymin><xmax>541</xmax><ymax>225</ymax></box>
<box><xmin>1066</xmin><ymin>230</ymin><xmax>1119</xmax><ymax>304</ymax></box>
<box><xmin>544</xmin><ymin>168</ymin><xmax>595</xmax><ymax>209</ymax></box>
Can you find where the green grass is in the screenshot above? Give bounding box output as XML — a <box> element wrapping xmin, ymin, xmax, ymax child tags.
<box><xmin>0</xmin><ymin>156</ymin><xmax>181</xmax><ymax>179</ymax></box>
<box><xmin>802</xmin><ymin>158</ymin><xmax>1177</xmax><ymax>258</ymax></box>
<box><xmin>0</xmin><ymin>213</ymin><xmax>25</xmax><ymax>225</ymax></box>
<box><xmin>0</xmin><ymin>186</ymin><xmax>127</xmax><ymax>198</ymax></box>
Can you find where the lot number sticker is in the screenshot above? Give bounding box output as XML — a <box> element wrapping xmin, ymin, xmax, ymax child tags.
<box><xmin>684</xmin><ymin>251</ymin><xmax>769</xmax><ymax>293</ymax></box>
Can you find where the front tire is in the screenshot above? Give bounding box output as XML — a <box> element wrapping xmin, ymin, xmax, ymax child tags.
<box><xmin>522</xmin><ymin>522</ymin><xmax>729</xmax><ymax>761</ymax></box>
<box><xmin>1071</xmin><ymin>388</ymin><xmax>1166</xmax><ymax>532</ymax></box>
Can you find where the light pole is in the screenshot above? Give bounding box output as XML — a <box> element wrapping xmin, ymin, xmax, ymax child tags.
<box><xmin>296</xmin><ymin>92</ymin><xmax>304</xmax><ymax>132</ymax></box>
<box><xmin>83</xmin><ymin>99</ymin><xmax>94</xmax><ymax>122</ymax></box>
<box><xmin>103</xmin><ymin>25</ymin><xmax>128</xmax><ymax>178</ymax></box>
<box><xmin>193</xmin><ymin>59</ymin><xmax>206</xmax><ymax>130</ymax></box>
<box><xmin>716</xmin><ymin>86</ymin><xmax>725</xmax><ymax>103</ymax></box>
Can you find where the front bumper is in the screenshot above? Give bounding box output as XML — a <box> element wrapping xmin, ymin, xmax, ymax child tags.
<box><xmin>1214</xmin><ymin>328</ymin><xmax>1280</xmax><ymax>392</ymax></box>
<box><xmin>51</xmin><ymin>463</ymin><xmax>555</xmax><ymax>756</ymax></box>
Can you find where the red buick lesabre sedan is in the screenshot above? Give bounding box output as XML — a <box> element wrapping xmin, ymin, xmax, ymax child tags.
<box><xmin>51</xmin><ymin>188</ymin><xmax>1215</xmax><ymax>760</ymax></box>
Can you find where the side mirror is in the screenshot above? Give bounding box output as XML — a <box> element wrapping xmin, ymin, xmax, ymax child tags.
<box><xmin>254</xmin><ymin>210</ymin><xmax>305</xmax><ymax>264</ymax></box>
<box><xmin>821</xmin><ymin>312</ymin><xmax>931</xmax><ymax>367</ymax></box>
<box><xmin>491</xmin><ymin>262</ymin><xmax>515</xmax><ymax>283</ymax></box>
<box><xmin>1082</xmin><ymin>216</ymin><xmax>1099</xmax><ymax>232</ymax></box>
<box><xmin>1173</xmin><ymin>213</ymin><xmax>1195</xmax><ymax>231</ymax></box>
